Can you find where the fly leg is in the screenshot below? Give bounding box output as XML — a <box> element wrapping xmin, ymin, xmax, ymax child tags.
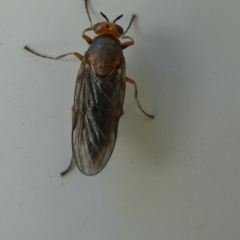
<box><xmin>24</xmin><ymin>46</ymin><xmax>83</xmax><ymax>60</ymax></box>
<box><xmin>121</xmin><ymin>36</ymin><xmax>134</xmax><ymax>50</ymax></box>
<box><xmin>127</xmin><ymin>77</ymin><xmax>154</xmax><ymax>119</ymax></box>
<box><xmin>60</xmin><ymin>106</ymin><xmax>76</xmax><ymax>176</ymax></box>
<box><xmin>24</xmin><ymin>45</ymin><xmax>81</xmax><ymax>176</ymax></box>
<box><xmin>82</xmin><ymin>27</ymin><xmax>93</xmax><ymax>44</ymax></box>
<box><xmin>120</xmin><ymin>109</ymin><xmax>124</xmax><ymax>117</ymax></box>
<box><xmin>60</xmin><ymin>156</ymin><xmax>75</xmax><ymax>176</ymax></box>
<box><xmin>82</xmin><ymin>0</ymin><xmax>94</xmax><ymax>45</ymax></box>
<box><xmin>121</xmin><ymin>15</ymin><xmax>135</xmax><ymax>50</ymax></box>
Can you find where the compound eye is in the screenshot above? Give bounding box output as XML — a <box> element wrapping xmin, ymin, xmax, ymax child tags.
<box><xmin>115</xmin><ymin>24</ymin><xmax>123</xmax><ymax>35</ymax></box>
<box><xmin>92</xmin><ymin>23</ymin><xmax>101</xmax><ymax>31</ymax></box>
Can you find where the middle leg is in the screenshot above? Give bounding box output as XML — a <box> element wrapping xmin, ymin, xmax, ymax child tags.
<box><xmin>127</xmin><ymin>77</ymin><xmax>154</xmax><ymax>119</ymax></box>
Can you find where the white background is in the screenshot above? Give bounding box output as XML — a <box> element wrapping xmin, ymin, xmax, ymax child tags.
<box><xmin>1</xmin><ymin>0</ymin><xmax>240</xmax><ymax>239</ymax></box>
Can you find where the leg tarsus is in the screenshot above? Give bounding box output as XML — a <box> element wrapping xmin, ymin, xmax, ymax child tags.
<box><xmin>60</xmin><ymin>156</ymin><xmax>75</xmax><ymax>176</ymax></box>
<box><xmin>127</xmin><ymin>77</ymin><xmax>154</xmax><ymax>119</ymax></box>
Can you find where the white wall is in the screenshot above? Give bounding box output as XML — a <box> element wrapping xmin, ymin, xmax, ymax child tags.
<box><xmin>1</xmin><ymin>0</ymin><xmax>240</xmax><ymax>239</ymax></box>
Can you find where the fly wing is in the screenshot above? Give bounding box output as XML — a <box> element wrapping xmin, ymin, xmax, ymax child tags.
<box><xmin>72</xmin><ymin>59</ymin><xmax>126</xmax><ymax>176</ymax></box>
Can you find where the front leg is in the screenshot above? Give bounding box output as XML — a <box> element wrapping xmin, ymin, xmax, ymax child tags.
<box><xmin>82</xmin><ymin>27</ymin><xmax>93</xmax><ymax>45</ymax></box>
<box><xmin>121</xmin><ymin>36</ymin><xmax>134</xmax><ymax>50</ymax></box>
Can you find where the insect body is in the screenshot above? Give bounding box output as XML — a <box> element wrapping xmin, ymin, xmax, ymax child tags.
<box><xmin>24</xmin><ymin>0</ymin><xmax>153</xmax><ymax>176</ymax></box>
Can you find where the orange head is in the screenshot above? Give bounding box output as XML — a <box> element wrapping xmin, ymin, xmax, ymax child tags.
<box><xmin>92</xmin><ymin>12</ymin><xmax>124</xmax><ymax>38</ymax></box>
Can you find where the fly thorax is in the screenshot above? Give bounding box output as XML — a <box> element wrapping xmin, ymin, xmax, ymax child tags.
<box><xmin>88</xmin><ymin>34</ymin><xmax>123</xmax><ymax>77</ymax></box>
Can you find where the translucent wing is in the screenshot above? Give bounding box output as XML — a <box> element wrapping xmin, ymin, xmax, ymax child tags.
<box><xmin>72</xmin><ymin>57</ymin><xmax>126</xmax><ymax>176</ymax></box>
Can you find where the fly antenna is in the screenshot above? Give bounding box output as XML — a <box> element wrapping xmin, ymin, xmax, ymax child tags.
<box><xmin>122</xmin><ymin>14</ymin><xmax>135</xmax><ymax>38</ymax></box>
<box><xmin>100</xmin><ymin>12</ymin><xmax>109</xmax><ymax>22</ymax></box>
<box><xmin>84</xmin><ymin>0</ymin><xmax>93</xmax><ymax>28</ymax></box>
<box><xmin>113</xmin><ymin>14</ymin><xmax>123</xmax><ymax>23</ymax></box>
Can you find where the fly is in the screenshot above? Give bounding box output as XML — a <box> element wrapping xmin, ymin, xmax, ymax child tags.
<box><xmin>24</xmin><ymin>0</ymin><xmax>154</xmax><ymax>176</ymax></box>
